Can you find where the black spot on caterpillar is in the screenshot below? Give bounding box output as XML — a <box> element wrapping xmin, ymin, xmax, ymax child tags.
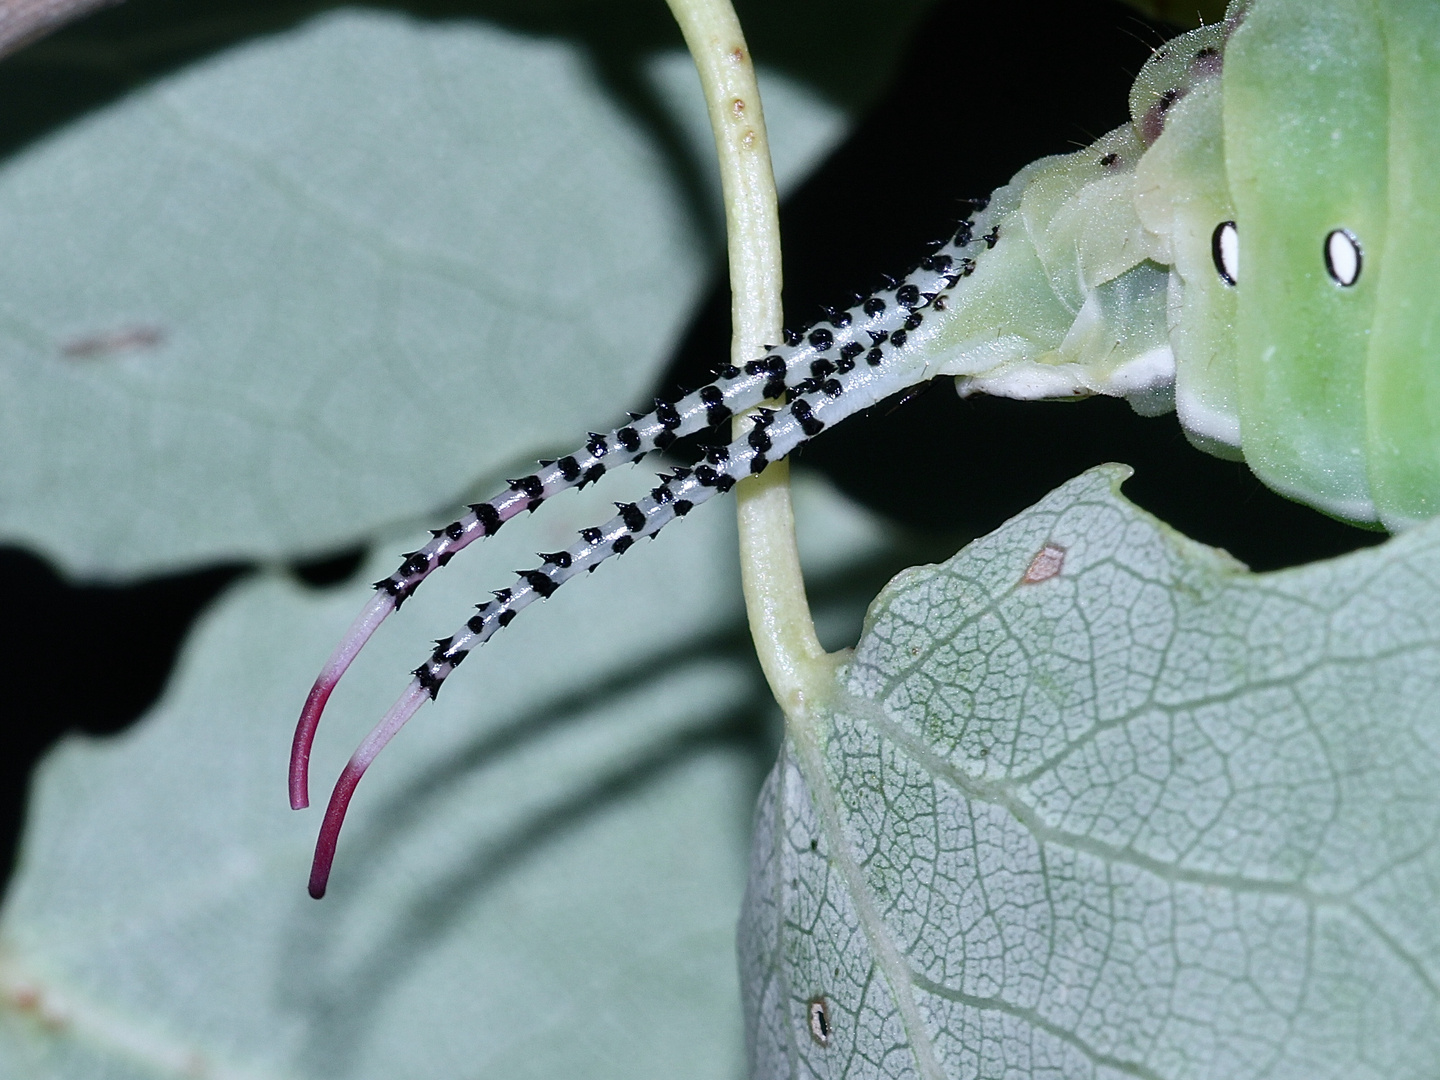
<box><xmin>288</xmin><ymin>0</ymin><xmax>1386</xmax><ymax>901</ymax></box>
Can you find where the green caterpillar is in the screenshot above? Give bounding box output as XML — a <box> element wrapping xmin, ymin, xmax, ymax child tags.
<box><xmin>294</xmin><ymin>0</ymin><xmax>1440</xmax><ymax>891</ymax></box>
<box><xmin>919</xmin><ymin>0</ymin><xmax>1440</xmax><ymax>531</ymax></box>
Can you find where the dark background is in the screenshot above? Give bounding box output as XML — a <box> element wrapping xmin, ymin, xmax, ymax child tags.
<box><xmin>0</xmin><ymin>0</ymin><xmax>1381</xmax><ymax>895</ymax></box>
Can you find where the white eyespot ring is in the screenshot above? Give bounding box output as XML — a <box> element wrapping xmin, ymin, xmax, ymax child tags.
<box><xmin>1325</xmin><ymin>228</ymin><xmax>1362</xmax><ymax>287</ymax></box>
<box><xmin>1212</xmin><ymin>221</ymin><xmax>1238</xmax><ymax>287</ymax></box>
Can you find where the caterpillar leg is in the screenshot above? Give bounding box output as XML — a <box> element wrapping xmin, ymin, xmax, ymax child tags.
<box><xmin>305</xmin><ymin>333</ymin><xmax>946</xmax><ymax>896</ymax></box>
<box><xmin>288</xmin><ymin>223</ymin><xmax>981</xmax><ymax>810</ymax></box>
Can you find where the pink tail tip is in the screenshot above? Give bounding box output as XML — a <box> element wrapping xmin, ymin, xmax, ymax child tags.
<box><xmin>307</xmin><ymin>759</ymin><xmax>364</xmax><ymax>899</ymax></box>
<box><xmin>303</xmin><ymin>679</ymin><xmax>431</xmax><ymax>898</ymax></box>
<box><xmin>290</xmin><ymin>681</ymin><xmax>335</xmax><ymax>810</ymax></box>
<box><xmin>290</xmin><ymin>593</ymin><xmax>398</xmax><ymax>811</ymax></box>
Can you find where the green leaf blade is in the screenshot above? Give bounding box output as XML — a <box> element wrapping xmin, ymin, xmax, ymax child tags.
<box><xmin>0</xmin><ymin>8</ymin><xmax>855</xmax><ymax>578</ymax></box>
<box><xmin>744</xmin><ymin>465</ymin><xmax>1440</xmax><ymax>1079</ymax></box>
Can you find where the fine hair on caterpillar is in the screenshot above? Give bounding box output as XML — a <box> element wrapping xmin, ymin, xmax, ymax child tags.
<box><xmin>292</xmin><ymin>0</ymin><xmax>1440</xmax><ymax>896</ymax></box>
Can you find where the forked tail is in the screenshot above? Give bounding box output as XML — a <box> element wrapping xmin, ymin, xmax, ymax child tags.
<box><xmin>294</xmin><ymin>208</ymin><xmax>996</xmax><ymax>896</ymax></box>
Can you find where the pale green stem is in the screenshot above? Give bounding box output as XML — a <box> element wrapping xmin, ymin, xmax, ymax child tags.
<box><xmin>663</xmin><ymin>0</ymin><xmax>840</xmax><ymax>734</ymax></box>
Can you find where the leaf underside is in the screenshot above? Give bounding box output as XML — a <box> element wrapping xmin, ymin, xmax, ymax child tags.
<box><xmin>743</xmin><ymin>465</ymin><xmax>1440</xmax><ymax>1080</ymax></box>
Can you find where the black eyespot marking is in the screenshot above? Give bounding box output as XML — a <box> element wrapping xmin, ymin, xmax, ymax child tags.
<box><xmin>444</xmin><ymin>520</ymin><xmax>465</xmax><ymax>541</ymax></box>
<box><xmin>467</xmin><ymin>614</ymin><xmax>485</xmax><ymax>633</ymax></box>
<box><xmin>866</xmin><ymin>348</ymin><xmax>883</xmax><ymax>366</ymax></box>
<box><xmin>615</xmin><ymin>428</ymin><xmax>640</xmax><ymax>452</ymax></box>
<box><xmin>896</xmin><ymin>283</ymin><xmax>921</xmax><ymax>308</ymax></box>
<box><xmin>509</xmin><ymin>475</ymin><xmax>544</xmax><ymax>499</ymax></box>
<box><xmin>890</xmin><ymin>329</ymin><xmax>908</xmax><ymax>349</ymax></box>
<box><xmin>556</xmin><ymin>455</ymin><xmax>582</xmax><ymax>481</ymax></box>
<box><xmin>586</xmin><ymin>434</ymin><xmax>608</xmax><ymax>457</ymax></box>
<box><xmin>783</xmin><ymin>328</ymin><xmax>802</xmax><ymax>347</ymax></box>
<box><xmin>807</xmin><ymin>997</ymin><xmax>831</xmax><ymax>1047</ymax></box>
<box><xmin>653</xmin><ymin>429</ymin><xmax>677</xmax><ymax>451</ymax></box>
<box><xmin>617</xmin><ymin>502</ymin><xmax>646</xmax><ymax>532</ymax></box>
<box><xmin>541</xmin><ymin>551</ymin><xmax>572</xmax><ymax>568</ymax></box>
<box><xmin>1212</xmin><ymin>221</ymin><xmax>1238</xmax><ymax>287</ymax></box>
<box><xmin>401</xmin><ymin>553</ymin><xmax>430</xmax><ymax>577</ymax></box>
<box><xmin>810</xmin><ymin>358</ymin><xmax>836</xmax><ymax>379</ymax></box>
<box><xmin>808</xmin><ymin>327</ymin><xmax>834</xmax><ymax>351</ymax></box>
<box><xmin>786</xmin><ymin>377</ymin><xmax>820</xmax><ymax>402</ymax></box>
<box><xmin>471</xmin><ymin>502</ymin><xmax>503</xmax><ymax>535</ymax></box>
<box><xmin>580</xmin><ymin>527</ymin><xmax>603</xmax><ymax>545</ymax></box>
<box><xmin>839</xmin><ymin>341</ymin><xmax>864</xmax><ymax>363</ymax></box>
<box><xmin>792</xmin><ymin>399</ymin><xmax>825</xmax><ymax>437</ymax></box>
<box><xmin>1099</xmin><ymin>152</ymin><xmax>1119</xmax><ymax>168</ymax></box>
<box><xmin>749</xmin><ymin>453</ymin><xmax>769</xmax><ymax>474</ymax></box>
<box><xmin>520</xmin><ymin>569</ymin><xmax>558</xmax><ymax>599</ymax></box>
<box><xmin>581</xmin><ymin>463</ymin><xmax>606</xmax><ymax>487</ymax></box>
<box><xmin>904</xmin><ymin>312</ymin><xmax>923</xmax><ymax>331</ymax></box>
<box><xmin>416</xmin><ymin>665</ymin><xmax>443</xmax><ymax>698</ymax></box>
<box><xmin>612</xmin><ymin>535</ymin><xmax>634</xmax><ymax>556</ymax></box>
<box><xmin>1325</xmin><ymin>228</ymin><xmax>1362</xmax><ymax>287</ymax></box>
<box><xmin>863</xmin><ymin>296</ymin><xmax>886</xmax><ymax>317</ymax></box>
<box><xmin>673</xmin><ymin>499</ymin><xmax>693</xmax><ymax>516</ymax></box>
<box><xmin>497</xmin><ymin>609</ymin><xmax>517</xmax><ymax>627</ymax></box>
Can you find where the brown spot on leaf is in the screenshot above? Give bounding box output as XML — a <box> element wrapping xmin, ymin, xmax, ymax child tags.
<box><xmin>62</xmin><ymin>325</ymin><xmax>165</xmax><ymax>359</ymax></box>
<box><xmin>5</xmin><ymin>982</ymin><xmax>39</xmax><ymax>1012</ymax></box>
<box><xmin>1021</xmin><ymin>543</ymin><xmax>1066</xmax><ymax>584</ymax></box>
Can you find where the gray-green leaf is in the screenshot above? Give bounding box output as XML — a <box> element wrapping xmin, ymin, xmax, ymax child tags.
<box><xmin>742</xmin><ymin>464</ymin><xmax>1440</xmax><ymax>1079</ymax></box>
<box><xmin>0</xmin><ymin>464</ymin><xmax>759</xmax><ymax>1080</ymax></box>
<box><xmin>0</xmin><ymin>464</ymin><xmax>897</xmax><ymax>1080</ymax></box>
<box><xmin>0</xmin><ymin>6</ymin><xmax>865</xmax><ymax>578</ymax></box>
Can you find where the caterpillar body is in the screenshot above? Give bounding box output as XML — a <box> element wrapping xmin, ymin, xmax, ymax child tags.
<box><xmin>292</xmin><ymin>0</ymin><xmax>1440</xmax><ymax>895</ymax></box>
